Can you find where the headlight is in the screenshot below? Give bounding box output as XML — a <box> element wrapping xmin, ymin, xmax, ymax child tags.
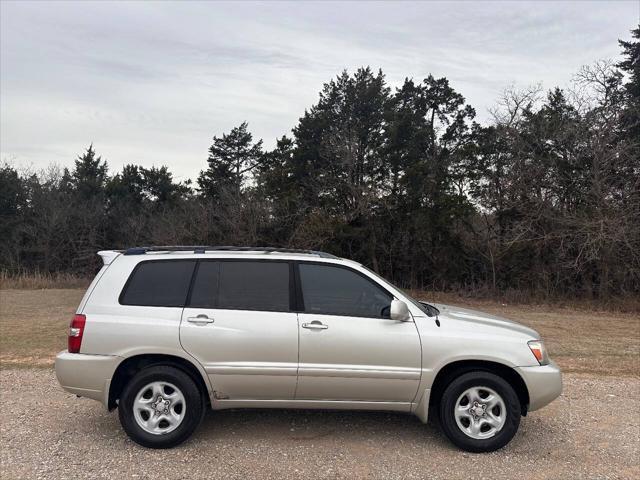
<box><xmin>528</xmin><ymin>340</ymin><xmax>550</xmax><ymax>365</ymax></box>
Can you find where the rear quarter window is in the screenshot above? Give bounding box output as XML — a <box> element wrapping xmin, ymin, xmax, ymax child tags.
<box><xmin>119</xmin><ymin>260</ymin><xmax>196</xmax><ymax>307</ymax></box>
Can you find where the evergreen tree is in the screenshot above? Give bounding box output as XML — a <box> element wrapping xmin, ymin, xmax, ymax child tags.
<box><xmin>71</xmin><ymin>144</ymin><xmax>108</xmax><ymax>199</ymax></box>
<box><xmin>198</xmin><ymin>122</ymin><xmax>263</xmax><ymax>200</ymax></box>
<box><xmin>0</xmin><ymin>164</ymin><xmax>28</xmax><ymax>270</ymax></box>
<box><xmin>141</xmin><ymin>166</ymin><xmax>191</xmax><ymax>203</ymax></box>
<box><xmin>0</xmin><ymin>164</ymin><xmax>26</xmax><ymax>219</ymax></box>
<box><xmin>619</xmin><ymin>25</ymin><xmax>640</xmax><ymax>101</ymax></box>
<box><xmin>293</xmin><ymin>68</ymin><xmax>390</xmax><ymax>209</ymax></box>
<box><xmin>107</xmin><ymin>165</ymin><xmax>145</xmax><ymax>207</ymax></box>
<box><xmin>618</xmin><ymin>25</ymin><xmax>640</xmax><ymax>147</ymax></box>
<box><xmin>287</xmin><ymin>68</ymin><xmax>391</xmax><ymax>262</ymax></box>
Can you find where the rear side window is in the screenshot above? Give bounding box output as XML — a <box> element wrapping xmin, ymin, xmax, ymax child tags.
<box><xmin>120</xmin><ymin>261</ymin><xmax>196</xmax><ymax>307</ymax></box>
<box><xmin>188</xmin><ymin>262</ymin><xmax>220</xmax><ymax>308</ymax></box>
<box><xmin>299</xmin><ymin>263</ymin><xmax>392</xmax><ymax>318</ymax></box>
<box><xmin>189</xmin><ymin>261</ymin><xmax>290</xmax><ymax>312</ymax></box>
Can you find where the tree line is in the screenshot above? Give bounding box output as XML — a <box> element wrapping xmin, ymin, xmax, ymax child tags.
<box><xmin>1</xmin><ymin>27</ymin><xmax>638</xmax><ymax>298</ymax></box>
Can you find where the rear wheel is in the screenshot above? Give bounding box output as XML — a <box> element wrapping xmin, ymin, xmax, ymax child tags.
<box><xmin>439</xmin><ymin>371</ymin><xmax>520</xmax><ymax>452</ymax></box>
<box><xmin>118</xmin><ymin>365</ymin><xmax>204</xmax><ymax>448</ymax></box>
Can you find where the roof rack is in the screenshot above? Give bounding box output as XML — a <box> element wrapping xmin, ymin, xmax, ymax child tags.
<box><xmin>122</xmin><ymin>246</ymin><xmax>339</xmax><ymax>259</ymax></box>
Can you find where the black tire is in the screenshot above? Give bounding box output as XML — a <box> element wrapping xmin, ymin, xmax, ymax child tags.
<box><xmin>118</xmin><ymin>365</ymin><xmax>205</xmax><ymax>448</ymax></box>
<box><xmin>439</xmin><ymin>371</ymin><xmax>521</xmax><ymax>453</ymax></box>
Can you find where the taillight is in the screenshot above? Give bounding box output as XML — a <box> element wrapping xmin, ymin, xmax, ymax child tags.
<box><xmin>68</xmin><ymin>314</ymin><xmax>86</xmax><ymax>353</ymax></box>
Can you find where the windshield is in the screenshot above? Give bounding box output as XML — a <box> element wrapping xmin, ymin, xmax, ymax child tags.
<box><xmin>359</xmin><ymin>265</ymin><xmax>440</xmax><ymax>317</ymax></box>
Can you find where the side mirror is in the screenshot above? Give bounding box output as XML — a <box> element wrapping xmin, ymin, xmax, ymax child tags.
<box><xmin>390</xmin><ymin>299</ymin><xmax>411</xmax><ymax>321</ymax></box>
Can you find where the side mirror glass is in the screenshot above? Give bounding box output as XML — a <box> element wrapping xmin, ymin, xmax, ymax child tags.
<box><xmin>390</xmin><ymin>299</ymin><xmax>411</xmax><ymax>321</ymax></box>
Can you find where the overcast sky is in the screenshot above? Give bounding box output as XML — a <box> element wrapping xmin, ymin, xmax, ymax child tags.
<box><xmin>1</xmin><ymin>1</ymin><xmax>638</xmax><ymax>181</ymax></box>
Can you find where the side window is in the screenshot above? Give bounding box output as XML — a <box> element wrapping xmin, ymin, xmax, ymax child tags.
<box><xmin>120</xmin><ymin>260</ymin><xmax>196</xmax><ymax>307</ymax></box>
<box><xmin>189</xmin><ymin>261</ymin><xmax>290</xmax><ymax>312</ymax></box>
<box><xmin>189</xmin><ymin>262</ymin><xmax>220</xmax><ymax>308</ymax></box>
<box><xmin>299</xmin><ymin>263</ymin><xmax>392</xmax><ymax>318</ymax></box>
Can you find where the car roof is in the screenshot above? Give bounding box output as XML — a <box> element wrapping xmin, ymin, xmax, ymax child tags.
<box><xmin>97</xmin><ymin>246</ymin><xmax>349</xmax><ymax>265</ymax></box>
<box><xmin>122</xmin><ymin>246</ymin><xmax>339</xmax><ymax>258</ymax></box>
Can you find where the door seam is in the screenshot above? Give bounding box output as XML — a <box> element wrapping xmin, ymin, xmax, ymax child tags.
<box><xmin>293</xmin><ymin>312</ymin><xmax>301</xmax><ymax>399</ymax></box>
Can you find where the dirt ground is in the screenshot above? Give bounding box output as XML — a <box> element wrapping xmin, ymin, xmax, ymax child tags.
<box><xmin>0</xmin><ymin>369</ymin><xmax>638</xmax><ymax>479</ymax></box>
<box><xmin>0</xmin><ymin>288</ymin><xmax>639</xmax><ymax>479</ymax></box>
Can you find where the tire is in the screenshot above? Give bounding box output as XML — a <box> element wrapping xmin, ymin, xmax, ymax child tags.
<box><xmin>118</xmin><ymin>365</ymin><xmax>205</xmax><ymax>448</ymax></box>
<box><xmin>439</xmin><ymin>371</ymin><xmax>520</xmax><ymax>453</ymax></box>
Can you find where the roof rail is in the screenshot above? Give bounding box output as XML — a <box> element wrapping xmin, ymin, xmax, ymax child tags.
<box><xmin>122</xmin><ymin>246</ymin><xmax>339</xmax><ymax>259</ymax></box>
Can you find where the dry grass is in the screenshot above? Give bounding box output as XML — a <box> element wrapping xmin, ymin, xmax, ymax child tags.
<box><xmin>0</xmin><ymin>289</ymin><xmax>85</xmax><ymax>368</ymax></box>
<box><xmin>1</xmin><ymin>288</ymin><xmax>638</xmax><ymax>376</ymax></box>
<box><xmin>411</xmin><ymin>291</ymin><xmax>640</xmax><ymax>377</ymax></box>
<box><xmin>409</xmin><ymin>289</ymin><xmax>640</xmax><ymax>314</ymax></box>
<box><xmin>0</xmin><ymin>271</ymin><xmax>91</xmax><ymax>290</ymax></box>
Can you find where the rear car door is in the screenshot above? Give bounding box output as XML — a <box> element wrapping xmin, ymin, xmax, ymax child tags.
<box><xmin>180</xmin><ymin>260</ymin><xmax>299</xmax><ymax>400</ymax></box>
<box><xmin>295</xmin><ymin>262</ymin><xmax>422</xmax><ymax>403</ymax></box>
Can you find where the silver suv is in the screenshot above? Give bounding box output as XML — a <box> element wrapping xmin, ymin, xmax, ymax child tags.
<box><xmin>55</xmin><ymin>246</ymin><xmax>562</xmax><ymax>452</ymax></box>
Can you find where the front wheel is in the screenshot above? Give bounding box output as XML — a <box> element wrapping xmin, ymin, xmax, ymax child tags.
<box><xmin>439</xmin><ymin>371</ymin><xmax>521</xmax><ymax>452</ymax></box>
<box><xmin>118</xmin><ymin>365</ymin><xmax>205</xmax><ymax>448</ymax></box>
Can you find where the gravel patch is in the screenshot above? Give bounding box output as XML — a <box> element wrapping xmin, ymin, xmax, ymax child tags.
<box><xmin>1</xmin><ymin>369</ymin><xmax>638</xmax><ymax>479</ymax></box>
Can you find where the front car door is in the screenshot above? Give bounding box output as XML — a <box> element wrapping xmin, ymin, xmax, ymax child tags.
<box><xmin>295</xmin><ymin>262</ymin><xmax>422</xmax><ymax>404</ymax></box>
<box><xmin>180</xmin><ymin>259</ymin><xmax>298</xmax><ymax>400</ymax></box>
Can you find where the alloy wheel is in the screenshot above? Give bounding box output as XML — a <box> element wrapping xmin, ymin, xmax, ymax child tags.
<box><xmin>132</xmin><ymin>381</ymin><xmax>186</xmax><ymax>435</ymax></box>
<box><xmin>454</xmin><ymin>386</ymin><xmax>506</xmax><ymax>439</ymax></box>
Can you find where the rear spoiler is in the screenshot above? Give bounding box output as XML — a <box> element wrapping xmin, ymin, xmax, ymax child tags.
<box><xmin>97</xmin><ymin>250</ymin><xmax>121</xmax><ymax>265</ymax></box>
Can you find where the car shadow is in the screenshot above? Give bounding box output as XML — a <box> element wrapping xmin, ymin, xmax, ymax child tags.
<box><xmin>87</xmin><ymin>400</ymin><xmax>551</xmax><ymax>454</ymax></box>
<box><xmin>191</xmin><ymin>407</ymin><xmax>454</xmax><ymax>449</ymax></box>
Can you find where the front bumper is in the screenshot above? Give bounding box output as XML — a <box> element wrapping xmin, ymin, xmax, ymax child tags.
<box><xmin>516</xmin><ymin>360</ymin><xmax>562</xmax><ymax>411</ymax></box>
<box><xmin>55</xmin><ymin>351</ymin><xmax>122</xmax><ymax>408</ymax></box>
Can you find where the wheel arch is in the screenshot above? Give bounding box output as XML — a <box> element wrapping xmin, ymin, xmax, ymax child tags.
<box><xmin>108</xmin><ymin>354</ymin><xmax>210</xmax><ymax>411</ymax></box>
<box><xmin>428</xmin><ymin>359</ymin><xmax>530</xmax><ymax>418</ymax></box>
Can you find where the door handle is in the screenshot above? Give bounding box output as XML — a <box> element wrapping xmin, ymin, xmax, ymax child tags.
<box><xmin>302</xmin><ymin>321</ymin><xmax>328</xmax><ymax>330</ymax></box>
<box><xmin>187</xmin><ymin>314</ymin><xmax>214</xmax><ymax>325</ymax></box>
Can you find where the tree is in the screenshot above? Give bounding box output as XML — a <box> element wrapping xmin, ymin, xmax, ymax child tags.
<box><xmin>71</xmin><ymin>144</ymin><xmax>108</xmax><ymax>200</ymax></box>
<box><xmin>293</xmin><ymin>68</ymin><xmax>389</xmax><ymax>214</ymax></box>
<box><xmin>0</xmin><ymin>164</ymin><xmax>28</xmax><ymax>271</ymax></box>
<box><xmin>0</xmin><ymin>164</ymin><xmax>26</xmax><ymax>220</ymax></box>
<box><xmin>64</xmin><ymin>145</ymin><xmax>109</xmax><ymax>271</ymax></box>
<box><xmin>107</xmin><ymin>165</ymin><xmax>145</xmax><ymax>207</ymax></box>
<box><xmin>141</xmin><ymin>166</ymin><xmax>191</xmax><ymax>204</ymax></box>
<box><xmin>197</xmin><ymin>122</ymin><xmax>263</xmax><ymax>200</ymax></box>
<box><xmin>382</xmin><ymin>75</ymin><xmax>477</xmax><ymax>287</ymax></box>
<box><xmin>471</xmin><ymin>58</ymin><xmax>639</xmax><ymax>297</ymax></box>
<box><xmin>618</xmin><ymin>25</ymin><xmax>640</xmax><ymax>160</ymax></box>
<box><xmin>287</xmin><ymin>68</ymin><xmax>391</xmax><ymax>265</ymax></box>
<box><xmin>618</xmin><ymin>25</ymin><xmax>640</xmax><ymax>101</ymax></box>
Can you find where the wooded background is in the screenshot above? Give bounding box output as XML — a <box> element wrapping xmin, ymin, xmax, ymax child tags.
<box><xmin>1</xmin><ymin>28</ymin><xmax>638</xmax><ymax>299</ymax></box>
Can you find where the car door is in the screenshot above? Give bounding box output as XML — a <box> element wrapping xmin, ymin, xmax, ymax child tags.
<box><xmin>295</xmin><ymin>262</ymin><xmax>422</xmax><ymax>403</ymax></box>
<box><xmin>180</xmin><ymin>259</ymin><xmax>298</xmax><ymax>400</ymax></box>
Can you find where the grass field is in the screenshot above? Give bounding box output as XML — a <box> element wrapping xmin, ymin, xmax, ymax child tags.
<box><xmin>1</xmin><ymin>288</ymin><xmax>639</xmax><ymax>376</ymax></box>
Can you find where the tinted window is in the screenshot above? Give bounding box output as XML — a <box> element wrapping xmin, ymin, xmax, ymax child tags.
<box><xmin>299</xmin><ymin>264</ymin><xmax>392</xmax><ymax>318</ymax></box>
<box><xmin>189</xmin><ymin>261</ymin><xmax>290</xmax><ymax>312</ymax></box>
<box><xmin>120</xmin><ymin>261</ymin><xmax>195</xmax><ymax>307</ymax></box>
<box><xmin>189</xmin><ymin>262</ymin><xmax>220</xmax><ymax>308</ymax></box>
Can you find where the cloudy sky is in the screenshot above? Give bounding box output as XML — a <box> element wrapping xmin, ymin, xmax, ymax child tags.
<box><xmin>1</xmin><ymin>1</ymin><xmax>637</xmax><ymax>181</ymax></box>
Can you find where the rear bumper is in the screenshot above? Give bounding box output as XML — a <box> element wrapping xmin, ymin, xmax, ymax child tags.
<box><xmin>55</xmin><ymin>351</ymin><xmax>122</xmax><ymax>408</ymax></box>
<box><xmin>516</xmin><ymin>360</ymin><xmax>563</xmax><ymax>411</ymax></box>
